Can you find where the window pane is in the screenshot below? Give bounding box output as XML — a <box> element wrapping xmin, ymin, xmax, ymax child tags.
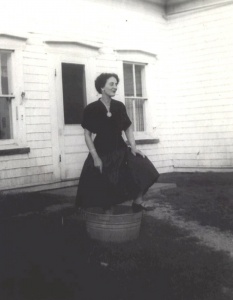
<box><xmin>0</xmin><ymin>97</ymin><xmax>12</xmax><ymax>139</ymax></box>
<box><xmin>125</xmin><ymin>98</ymin><xmax>134</xmax><ymax>130</ymax></box>
<box><xmin>62</xmin><ymin>63</ymin><xmax>86</xmax><ymax>124</ymax></box>
<box><xmin>135</xmin><ymin>65</ymin><xmax>143</xmax><ymax>97</ymax></box>
<box><xmin>135</xmin><ymin>98</ymin><xmax>144</xmax><ymax>131</ymax></box>
<box><xmin>123</xmin><ymin>64</ymin><xmax>134</xmax><ymax>96</ymax></box>
<box><xmin>1</xmin><ymin>52</ymin><xmax>10</xmax><ymax>95</ymax></box>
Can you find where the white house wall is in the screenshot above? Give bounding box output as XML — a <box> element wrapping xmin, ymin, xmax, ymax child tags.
<box><xmin>165</xmin><ymin>1</ymin><xmax>233</xmax><ymax>172</ymax></box>
<box><xmin>0</xmin><ymin>38</ymin><xmax>54</xmax><ymax>190</ymax></box>
<box><xmin>23</xmin><ymin>40</ymin><xmax>54</xmax><ymax>185</ymax></box>
<box><xmin>1</xmin><ymin>0</ymin><xmax>232</xmax><ymax>192</ymax></box>
<box><xmin>0</xmin><ymin>0</ymin><xmax>171</xmax><ymax>191</ymax></box>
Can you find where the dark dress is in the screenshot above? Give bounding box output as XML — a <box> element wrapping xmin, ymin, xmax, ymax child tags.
<box><xmin>76</xmin><ymin>99</ymin><xmax>159</xmax><ymax>209</ymax></box>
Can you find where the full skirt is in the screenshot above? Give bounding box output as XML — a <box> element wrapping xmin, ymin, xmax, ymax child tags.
<box><xmin>76</xmin><ymin>147</ymin><xmax>159</xmax><ymax>209</ymax></box>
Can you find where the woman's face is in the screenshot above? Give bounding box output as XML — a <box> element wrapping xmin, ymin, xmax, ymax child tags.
<box><xmin>102</xmin><ymin>76</ymin><xmax>118</xmax><ymax>97</ymax></box>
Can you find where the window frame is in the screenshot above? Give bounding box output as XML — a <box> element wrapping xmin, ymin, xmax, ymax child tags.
<box><xmin>116</xmin><ymin>49</ymin><xmax>158</xmax><ymax>142</ymax></box>
<box><xmin>0</xmin><ymin>49</ymin><xmax>15</xmax><ymax>141</ymax></box>
<box><xmin>123</xmin><ymin>61</ymin><xmax>147</xmax><ymax>132</ymax></box>
<box><xmin>0</xmin><ymin>36</ymin><xmax>27</xmax><ymax>150</ymax></box>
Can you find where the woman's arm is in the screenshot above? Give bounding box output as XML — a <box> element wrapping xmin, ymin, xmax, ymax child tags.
<box><xmin>84</xmin><ymin>129</ymin><xmax>103</xmax><ymax>173</ymax></box>
<box><xmin>124</xmin><ymin>125</ymin><xmax>145</xmax><ymax>157</ymax></box>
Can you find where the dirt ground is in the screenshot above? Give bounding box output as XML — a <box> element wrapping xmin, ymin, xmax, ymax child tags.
<box><xmin>1</xmin><ymin>172</ymin><xmax>233</xmax><ymax>300</ymax></box>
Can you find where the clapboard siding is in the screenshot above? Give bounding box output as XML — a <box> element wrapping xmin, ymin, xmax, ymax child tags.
<box><xmin>165</xmin><ymin>1</ymin><xmax>233</xmax><ymax>170</ymax></box>
<box><xmin>0</xmin><ymin>153</ymin><xmax>52</xmax><ymax>169</ymax></box>
<box><xmin>172</xmin><ymin>152</ymin><xmax>233</xmax><ymax>160</ymax></box>
<box><xmin>64</xmin><ymin>135</ymin><xmax>86</xmax><ymax>147</ymax></box>
<box><xmin>167</xmin><ymin>98</ymin><xmax>233</xmax><ymax>108</ymax></box>
<box><xmin>25</xmin><ymin>91</ymin><xmax>50</xmax><ymax>100</ymax></box>
<box><xmin>167</xmin><ymin>111</ymin><xmax>233</xmax><ymax>122</ymax></box>
<box><xmin>65</xmin><ymin>145</ymin><xmax>88</xmax><ymax>154</ymax></box>
<box><xmin>0</xmin><ymin>165</ymin><xmax>53</xmax><ymax>180</ymax></box>
<box><xmin>165</xmin><ymin>139</ymin><xmax>232</xmax><ymax>148</ymax></box>
<box><xmin>165</xmin><ymin>145</ymin><xmax>233</xmax><ymax>154</ymax></box>
<box><xmin>0</xmin><ymin>158</ymin><xmax>31</xmax><ymax>169</ymax></box>
<box><xmin>26</xmin><ymin>133</ymin><xmax>51</xmax><ymax>141</ymax></box>
<box><xmin>173</xmin><ymin>157</ymin><xmax>233</xmax><ymax>167</ymax></box>
<box><xmin>24</xmin><ymin>74</ymin><xmax>48</xmax><ymax>83</ymax></box>
<box><xmin>0</xmin><ymin>153</ymin><xmax>53</xmax><ymax>168</ymax></box>
<box><xmin>23</xmin><ymin>52</ymin><xmax>47</xmax><ymax>60</ymax></box>
<box><xmin>25</xmin><ymin>108</ymin><xmax>50</xmax><ymax>116</ymax></box>
<box><xmin>23</xmin><ymin>66</ymin><xmax>48</xmax><ymax>75</ymax></box>
<box><xmin>25</xmin><ymin>100</ymin><xmax>50</xmax><ymax>108</ymax></box>
<box><xmin>22</xmin><ymin>43</ymin><xmax>54</xmax><ymax>187</ymax></box>
<box><xmin>0</xmin><ymin>154</ymin><xmax>30</xmax><ymax>166</ymax></box>
<box><xmin>23</xmin><ymin>57</ymin><xmax>47</xmax><ymax>66</ymax></box>
<box><xmin>64</xmin><ymin>153</ymin><xmax>88</xmax><ymax>165</ymax></box>
<box><xmin>64</xmin><ymin>153</ymin><xmax>89</xmax><ymax>178</ymax></box>
<box><xmin>65</xmin><ymin>167</ymin><xmax>83</xmax><ymax>180</ymax></box>
<box><xmin>0</xmin><ymin>174</ymin><xmax>54</xmax><ymax>190</ymax></box>
<box><xmin>29</xmin><ymin>148</ymin><xmax>53</xmax><ymax>158</ymax></box>
<box><xmin>0</xmin><ymin>31</ymin><xmax>54</xmax><ymax>189</ymax></box>
<box><xmin>163</xmin><ymin>132</ymin><xmax>233</xmax><ymax>141</ymax></box>
<box><xmin>0</xmin><ymin>148</ymin><xmax>53</xmax><ymax>162</ymax></box>
<box><xmin>137</xmin><ymin>144</ymin><xmax>173</xmax><ymax>174</ymax></box>
<box><xmin>24</xmin><ymin>83</ymin><xmax>49</xmax><ymax>91</ymax></box>
<box><xmin>26</xmin><ymin>124</ymin><xmax>51</xmax><ymax>133</ymax></box>
<box><xmin>25</xmin><ymin>116</ymin><xmax>51</xmax><ymax>125</ymax></box>
<box><xmin>3</xmin><ymin>0</ymin><xmax>232</xmax><ymax>190</ymax></box>
<box><xmin>27</xmin><ymin>140</ymin><xmax>52</xmax><ymax>149</ymax></box>
<box><xmin>161</xmin><ymin>125</ymin><xmax>233</xmax><ymax>134</ymax></box>
<box><xmin>1</xmin><ymin>0</ymin><xmax>167</xmax><ymax>190</ymax></box>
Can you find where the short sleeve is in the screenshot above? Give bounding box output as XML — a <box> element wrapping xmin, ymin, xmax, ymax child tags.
<box><xmin>81</xmin><ymin>105</ymin><xmax>97</xmax><ymax>133</ymax></box>
<box><xmin>120</xmin><ymin>102</ymin><xmax>132</xmax><ymax>131</ymax></box>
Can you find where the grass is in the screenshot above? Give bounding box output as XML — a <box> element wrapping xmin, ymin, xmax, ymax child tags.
<box><xmin>158</xmin><ymin>172</ymin><xmax>233</xmax><ymax>232</ymax></box>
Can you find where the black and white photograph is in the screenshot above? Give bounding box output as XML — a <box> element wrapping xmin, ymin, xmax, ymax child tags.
<box><xmin>1</xmin><ymin>0</ymin><xmax>233</xmax><ymax>299</ymax></box>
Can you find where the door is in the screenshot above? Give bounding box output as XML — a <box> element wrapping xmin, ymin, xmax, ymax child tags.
<box><xmin>57</xmin><ymin>61</ymin><xmax>88</xmax><ymax>180</ymax></box>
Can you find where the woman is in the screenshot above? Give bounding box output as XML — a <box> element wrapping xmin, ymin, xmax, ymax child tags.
<box><xmin>76</xmin><ymin>73</ymin><xmax>159</xmax><ymax>212</ymax></box>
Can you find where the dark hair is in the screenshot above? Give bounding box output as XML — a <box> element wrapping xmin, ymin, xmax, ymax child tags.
<box><xmin>95</xmin><ymin>73</ymin><xmax>119</xmax><ymax>94</ymax></box>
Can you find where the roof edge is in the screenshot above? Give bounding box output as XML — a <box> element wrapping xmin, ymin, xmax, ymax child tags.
<box><xmin>44</xmin><ymin>39</ymin><xmax>101</xmax><ymax>50</ymax></box>
<box><xmin>115</xmin><ymin>49</ymin><xmax>157</xmax><ymax>58</ymax></box>
<box><xmin>0</xmin><ymin>33</ymin><xmax>28</xmax><ymax>41</ymax></box>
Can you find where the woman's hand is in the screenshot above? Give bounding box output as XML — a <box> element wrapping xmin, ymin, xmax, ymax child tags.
<box><xmin>93</xmin><ymin>156</ymin><xmax>103</xmax><ymax>173</ymax></box>
<box><xmin>125</xmin><ymin>125</ymin><xmax>145</xmax><ymax>158</ymax></box>
<box><xmin>131</xmin><ymin>148</ymin><xmax>145</xmax><ymax>158</ymax></box>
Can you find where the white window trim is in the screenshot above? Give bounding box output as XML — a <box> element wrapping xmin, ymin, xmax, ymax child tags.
<box><xmin>124</xmin><ymin>62</ymin><xmax>147</xmax><ymax>132</ymax></box>
<box><xmin>125</xmin><ymin>98</ymin><xmax>147</xmax><ymax>131</ymax></box>
<box><xmin>116</xmin><ymin>49</ymin><xmax>158</xmax><ymax>142</ymax></box>
<box><xmin>0</xmin><ymin>35</ymin><xmax>28</xmax><ymax>150</ymax></box>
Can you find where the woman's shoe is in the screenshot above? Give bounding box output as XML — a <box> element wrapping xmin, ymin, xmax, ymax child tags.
<box><xmin>132</xmin><ymin>202</ymin><xmax>155</xmax><ymax>212</ymax></box>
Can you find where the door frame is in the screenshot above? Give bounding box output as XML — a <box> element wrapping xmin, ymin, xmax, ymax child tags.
<box><xmin>51</xmin><ymin>52</ymin><xmax>96</xmax><ymax>180</ymax></box>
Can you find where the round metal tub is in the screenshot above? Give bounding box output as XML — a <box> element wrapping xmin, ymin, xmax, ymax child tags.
<box><xmin>84</xmin><ymin>205</ymin><xmax>143</xmax><ymax>243</ymax></box>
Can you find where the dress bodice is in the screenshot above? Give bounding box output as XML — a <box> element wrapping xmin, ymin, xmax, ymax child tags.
<box><xmin>81</xmin><ymin>99</ymin><xmax>131</xmax><ymax>155</ymax></box>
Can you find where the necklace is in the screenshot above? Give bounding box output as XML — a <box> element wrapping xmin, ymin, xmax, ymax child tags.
<box><xmin>101</xmin><ymin>99</ymin><xmax>112</xmax><ymax>117</ymax></box>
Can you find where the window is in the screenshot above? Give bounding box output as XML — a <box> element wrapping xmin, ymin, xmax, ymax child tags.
<box><xmin>123</xmin><ymin>63</ymin><xmax>146</xmax><ymax>131</ymax></box>
<box><xmin>0</xmin><ymin>50</ymin><xmax>13</xmax><ymax>140</ymax></box>
<box><xmin>62</xmin><ymin>63</ymin><xmax>86</xmax><ymax>124</ymax></box>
